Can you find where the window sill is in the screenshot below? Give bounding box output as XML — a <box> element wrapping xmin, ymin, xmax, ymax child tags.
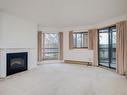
<box><xmin>71</xmin><ymin>48</ymin><xmax>88</xmax><ymax>50</ymax></box>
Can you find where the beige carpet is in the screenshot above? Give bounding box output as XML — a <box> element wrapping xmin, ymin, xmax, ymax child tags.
<box><xmin>0</xmin><ymin>63</ymin><xmax>127</xmax><ymax>95</ymax></box>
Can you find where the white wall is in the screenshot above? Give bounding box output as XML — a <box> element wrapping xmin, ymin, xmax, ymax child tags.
<box><xmin>0</xmin><ymin>12</ymin><xmax>3</xmax><ymax>39</ymax></box>
<box><xmin>63</xmin><ymin>14</ymin><xmax>127</xmax><ymax>62</ymax></box>
<box><xmin>0</xmin><ymin>11</ymin><xmax>37</xmax><ymax>48</ymax></box>
<box><xmin>0</xmin><ymin>11</ymin><xmax>38</xmax><ymax>77</ymax></box>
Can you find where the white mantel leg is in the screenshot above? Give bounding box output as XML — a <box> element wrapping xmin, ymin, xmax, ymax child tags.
<box><xmin>0</xmin><ymin>50</ymin><xmax>6</xmax><ymax>78</ymax></box>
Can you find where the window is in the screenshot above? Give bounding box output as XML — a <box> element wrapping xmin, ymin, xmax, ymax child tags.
<box><xmin>72</xmin><ymin>32</ymin><xmax>88</xmax><ymax>48</ymax></box>
<box><xmin>43</xmin><ymin>33</ymin><xmax>59</xmax><ymax>60</ymax></box>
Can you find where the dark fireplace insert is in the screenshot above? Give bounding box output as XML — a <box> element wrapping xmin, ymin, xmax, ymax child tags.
<box><xmin>7</xmin><ymin>52</ymin><xmax>28</xmax><ymax>76</ymax></box>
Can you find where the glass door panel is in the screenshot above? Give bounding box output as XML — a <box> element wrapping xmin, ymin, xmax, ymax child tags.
<box><xmin>110</xmin><ymin>28</ymin><xmax>116</xmax><ymax>68</ymax></box>
<box><xmin>99</xmin><ymin>29</ymin><xmax>109</xmax><ymax>67</ymax></box>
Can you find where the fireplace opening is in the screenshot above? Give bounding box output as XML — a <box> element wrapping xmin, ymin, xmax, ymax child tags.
<box><xmin>7</xmin><ymin>52</ymin><xmax>28</xmax><ymax>76</ymax></box>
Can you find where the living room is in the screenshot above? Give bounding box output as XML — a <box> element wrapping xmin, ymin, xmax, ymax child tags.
<box><xmin>0</xmin><ymin>0</ymin><xmax>127</xmax><ymax>95</ymax></box>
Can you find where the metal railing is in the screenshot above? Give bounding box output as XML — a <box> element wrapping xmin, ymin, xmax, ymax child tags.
<box><xmin>42</xmin><ymin>48</ymin><xmax>59</xmax><ymax>60</ymax></box>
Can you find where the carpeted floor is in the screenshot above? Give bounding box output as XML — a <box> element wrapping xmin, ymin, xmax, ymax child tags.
<box><xmin>0</xmin><ymin>63</ymin><xmax>127</xmax><ymax>95</ymax></box>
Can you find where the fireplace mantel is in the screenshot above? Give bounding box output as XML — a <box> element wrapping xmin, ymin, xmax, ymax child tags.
<box><xmin>0</xmin><ymin>48</ymin><xmax>33</xmax><ymax>52</ymax></box>
<box><xmin>0</xmin><ymin>48</ymin><xmax>37</xmax><ymax>78</ymax></box>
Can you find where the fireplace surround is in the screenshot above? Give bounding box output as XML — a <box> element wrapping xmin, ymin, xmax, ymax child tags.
<box><xmin>7</xmin><ymin>52</ymin><xmax>28</xmax><ymax>76</ymax></box>
<box><xmin>0</xmin><ymin>48</ymin><xmax>37</xmax><ymax>78</ymax></box>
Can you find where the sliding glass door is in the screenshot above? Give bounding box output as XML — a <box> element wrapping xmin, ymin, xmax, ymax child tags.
<box><xmin>98</xmin><ymin>26</ymin><xmax>116</xmax><ymax>69</ymax></box>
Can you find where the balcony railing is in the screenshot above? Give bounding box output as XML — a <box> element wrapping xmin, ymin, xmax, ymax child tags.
<box><xmin>42</xmin><ymin>48</ymin><xmax>59</xmax><ymax>60</ymax></box>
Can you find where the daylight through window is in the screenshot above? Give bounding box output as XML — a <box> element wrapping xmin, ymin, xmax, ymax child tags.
<box><xmin>72</xmin><ymin>32</ymin><xmax>88</xmax><ymax>48</ymax></box>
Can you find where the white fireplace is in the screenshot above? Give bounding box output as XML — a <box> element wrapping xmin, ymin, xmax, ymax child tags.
<box><xmin>0</xmin><ymin>48</ymin><xmax>37</xmax><ymax>78</ymax></box>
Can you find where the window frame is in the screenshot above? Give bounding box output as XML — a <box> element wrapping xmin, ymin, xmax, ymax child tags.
<box><xmin>98</xmin><ymin>25</ymin><xmax>116</xmax><ymax>69</ymax></box>
<box><xmin>43</xmin><ymin>33</ymin><xmax>59</xmax><ymax>60</ymax></box>
<box><xmin>72</xmin><ymin>32</ymin><xmax>88</xmax><ymax>49</ymax></box>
